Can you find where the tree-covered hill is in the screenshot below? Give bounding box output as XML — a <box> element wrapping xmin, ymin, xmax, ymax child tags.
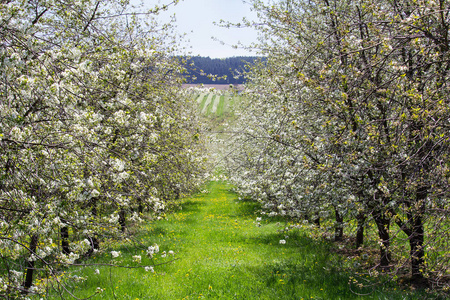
<box><xmin>182</xmin><ymin>56</ymin><xmax>262</xmax><ymax>84</ymax></box>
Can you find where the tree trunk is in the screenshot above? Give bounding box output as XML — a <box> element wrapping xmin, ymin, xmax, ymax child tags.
<box><xmin>355</xmin><ymin>212</ymin><xmax>366</xmax><ymax>249</ymax></box>
<box><xmin>119</xmin><ymin>209</ymin><xmax>126</xmax><ymax>233</ymax></box>
<box><xmin>138</xmin><ymin>197</ymin><xmax>144</xmax><ymax>214</ymax></box>
<box><xmin>409</xmin><ymin>221</ymin><xmax>425</xmax><ymax>282</ymax></box>
<box><xmin>392</xmin><ymin>187</ymin><xmax>428</xmax><ymax>285</ymax></box>
<box><xmin>61</xmin><ymin>226</ymin><xmax>70</xmax><ymax>255</ymax></box>
<box><xmin>410</xmin><ymin>186</ymin><xmax>427</xmax><ymax>284</ymax></box>
<box><xmin>86</xmin><ymin>198</ymin><xmax>100</xmax><ymax>256</ymax></box>
<box><xmin>334</xmin><ymin>208</ymin><xmax>344</xmax><ymax>241</ymax></box>
<box><xmin>22</xmin><ymin>234</ymin><xmax>38</xmax><ymax>294</ymax></box>
<box><xmin>86</xmin><ymin>236</ymin><xmax>99</xmax><ymax>256</ymax></box>
<box><xmin>314</xmin><ymin>213</ymin><xmax>320</xmax><ymax>228</ymax></box>
<box><xmin>372</xmin><ymin>210</ymin><xmax>391</xmax><ymax>269</ymax></box>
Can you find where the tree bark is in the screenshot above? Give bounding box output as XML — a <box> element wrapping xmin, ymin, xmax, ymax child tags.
<box><xmin>392</xmin><ymin>187</ymin><xmax>428</xmax><ymax>285</ymax></box>
<box><xmin>355</xmin><ymin>212</ymin><xmax>366</xmax><ymax>249</ymax></box>
<box><xmin>410</xmin><ymin>186</ymin><xmax>427</xmax><ymax>284</ymax></box>
<box><xmin>86</xmin><ymin>236</ymin><xmax>99</xmax><ymax>256</ymax></box>
<box><xmin>409</xmin><ymin>222</ymin><xmax>425</xmax><ymax>282</ymax></box>
<box><xmin>22</xmin><ymin>234</ymin><xmax>38</xmax><ymax>294</ymax></box>
<box><xmin>86</xmin><ymin>198</ymin><xmax>100</xmax><ymax>256</ymax></box>
<box><xmin>61</xmin><ymin>226</ymin><xmax>70</xmax><ymax>255</ymax></box>
<box><xmin>334</xmin><ymin>208</ymin><xmax>344</xmax><ymax>241</ymax></box>
<box><xmin>372</xmin><ymin>210</ymin><xmax>391</xmax><ymax>269</ymax></box>
<box><xmin>119</xmin><ymin>208</ymin><xmax>126</xmax><ymax>233</ymax></box>
<box><xmin>314</xmin><ymin>213</ymin><xmax>320</xmax><ymax>228</ymax></box>
<box><xmin>138</xmin><ymin>197</ymin><xmax>144</xmax><ymax>214</ymax></box>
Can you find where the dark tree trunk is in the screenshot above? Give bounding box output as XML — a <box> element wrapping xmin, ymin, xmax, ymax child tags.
<box><xmin>392</xmin><ymin>186</ymin><xmax>428</xmax><ymax>285</ymax></box>
<box><xmin>314</xmin><ymin>213</ymin><xmax>320</xmax><ymax>228</ymax></box>
<box><xmin>86</xmin><ymin>198</ymin><xmax>100</xmax><ymax>256</ymax></box>
<box><xmin>86</xmin><ymin>236</ymin><xmax>99</xmax><ymax>257</ymax></box>
<box><xmin>373</xmin><ymin>210</ymin><xmax>391</xmax><ymax>269</ymax></box>
<box><xmin>22</xmin><ymin>234</ymin><xmax>38</xmax><ymax>294</ymax></box>
<box><xmin>138</xmin><ymin>197</ymin><xmax>144</xmax><ymax>214</ymax></box>
<box><xmin>303</xmin><ymin>213</ymin><xmax>309</xmax><ymax>222</ymax></box>
<box><xmin>409</xmin><ymin>222</ymin><xmax>425</xmax><ymax>282</ymax></box>
<box><xmin>119</xmin><ymin>209</ymin><xmax>126</xmax><ymax>233</ymax></box>
<box><xmin>410</xmin><ymin>186</ymin><xmax>427</xmax><ymax>284</ymax></box>
<box><xmin>334</xmin><ymin>208</ymin><xmax>344</xmax><ymax>241</ymax></box>
<box><xmin>355</xmin><ymin>212</ymin><xmax>366</xmax><ymax>249</ymax></box>
<box><xmin>61</xmin><ymin>226</ymin><xmax>70</xmax><ymax>255</ymax></box>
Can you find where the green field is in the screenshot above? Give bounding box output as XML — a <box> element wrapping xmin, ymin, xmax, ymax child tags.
<box><xmin>195</xmin><ymin>92</ymin><xmax>238</xmax><ymax>119</ymax></box>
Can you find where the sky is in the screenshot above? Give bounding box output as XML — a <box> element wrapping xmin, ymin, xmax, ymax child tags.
<box><xmin>139</xmin><ymin>0</ymin><xmax>262</xmax><ymax>58</ymax></box>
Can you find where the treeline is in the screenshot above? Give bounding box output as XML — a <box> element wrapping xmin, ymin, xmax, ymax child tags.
<box><xmin>182</xmin><ymin>56</ymin><xmax>262</xmax><ymax>84</ymax></box>
<box><xmin>0</xmin><ymin>1</ymin><xmax>207</xmax><ymax>297</ymax></box>
<box><xmin>227</xmin><ymin>0</ymin><xmax>450</xmax><ymax>293</ymax></box>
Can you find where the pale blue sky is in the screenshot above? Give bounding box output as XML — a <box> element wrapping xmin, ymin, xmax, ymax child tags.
<box><xmin>139</xmin><ymin>0</ymin><xmax>261</xmax><ymax>58</ymax></box>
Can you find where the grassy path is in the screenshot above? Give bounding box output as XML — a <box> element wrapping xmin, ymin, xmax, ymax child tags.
<box><xmin>66</xmin><ymin>181</ymin><xmax>423</xmax><ymax>300</ymax></box>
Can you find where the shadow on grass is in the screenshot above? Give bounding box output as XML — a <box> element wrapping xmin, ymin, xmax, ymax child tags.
<box><xmin>233</xmin><ymin>200</ymin><xmax>261</xmax><ymax>218</ymax></box>
<box><xmin>243</xmin><ymin>260</ymin><xmax>355</xmax><ymax>299</ymax></box>
<box><xmin>236</xmin><ymin>236</ymin><xmax>431</xmax><ymax>299</ymax></box>
<box><xmin>180</xmin><ymin>199</ymin><xmax>205</xmax><ymax>213</ymax></box>
<box><xmin>239</xmin><ymin>229</ymin><xmax>441</xmax><ymax>299</ymax></box>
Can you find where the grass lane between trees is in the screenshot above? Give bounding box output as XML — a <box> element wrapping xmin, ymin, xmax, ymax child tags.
<box><xmin>49</xmin><ymin>181</ymin><xmax>438</xmax><ymax>299</ymax></box>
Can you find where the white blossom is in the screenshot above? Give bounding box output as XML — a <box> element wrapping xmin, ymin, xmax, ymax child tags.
<box><xmin>144</xmin><ymin>266</ymin><xmax>154</xmax><ymax>272</ymax></box>
<box><xmin>111</xmin><ymin>251</ymin><xmax>121</xmax><ymax>258</ymax></box>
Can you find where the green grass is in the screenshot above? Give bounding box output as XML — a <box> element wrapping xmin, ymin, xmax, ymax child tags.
<box><xmin>201</xmin><ymin>93</ymin><xmax>215</xmax><ymax>114</ymax></box>
<box><xmin>199</xmin><ymin>94</ymin><xmax>209</xmax><ymax>112</ymax></box>
<box><xmin>196</xmin><ymin>92</ymin><xmax>236</xmax><ymax>118</ymax></box>
<box><xmin>206</xmin><ymin>95</ymin><xmax>216</xmax><ymax>115</ymax></box>
<box><xmin>35</xmin><ymin>181</ymin><xmax>442</xmax><ymax>299</ymax></box>
<box><xmin>216</xmin><ymin>95</ymin><xmax>226</xmax><ymax>117</ymax></box>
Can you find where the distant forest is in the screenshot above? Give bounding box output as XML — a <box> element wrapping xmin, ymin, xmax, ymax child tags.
<box><xmin>182</xmin><ymin>56</ymin><xmax>262</xmax><ymax>84</ymax></box>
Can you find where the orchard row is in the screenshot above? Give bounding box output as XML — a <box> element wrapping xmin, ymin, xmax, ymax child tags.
<box><xmin>0</xmin><ymin>0</ymin><xmax>207</xmax><ymax>298</ymax></box>
<box><xmin>226</xmin><ymin>0</ymin><xmax>450</xmax><ymax>292</ymax></box>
